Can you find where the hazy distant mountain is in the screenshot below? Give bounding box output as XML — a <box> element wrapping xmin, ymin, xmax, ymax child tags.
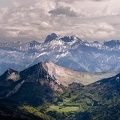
<box><xmin>0</xmin><ymin>33</ymin><xmax>120</xmax><ymax>74</ymax></box>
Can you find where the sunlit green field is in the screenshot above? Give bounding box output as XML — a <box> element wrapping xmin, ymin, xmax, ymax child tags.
<box><xmin>47</xmin><ymin>105</ymin><xmax>79</xmax><ymax>112</ymax></box>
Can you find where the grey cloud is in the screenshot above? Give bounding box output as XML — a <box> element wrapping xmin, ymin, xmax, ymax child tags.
<box><xmin>0</xmin><ymin>0</ymin><xmax>120</xmax><ymax>42</ymax></box>
<box><xmin>49</xmin><ymin>6</ymin><xmax>78</xmax><ymax>17</ymax></box>
<box><xmin>55</xmin><ymin>0</ymin><xmax>110</xmax><ymax>3</ymax></box>
<box><xmin>92</xmin><ymin>0</ymin><xmax>110</xmax><ymax>2</ymax></box>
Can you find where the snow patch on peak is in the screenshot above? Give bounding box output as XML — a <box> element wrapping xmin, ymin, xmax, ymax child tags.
<box><xmin>56</xmin><ymin>51</ymin><xmax>69</xmax><ymax>59</ymax></box>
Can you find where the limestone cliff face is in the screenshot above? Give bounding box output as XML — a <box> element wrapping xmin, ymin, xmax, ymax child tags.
<box><xmin>41</xmin><ymin>61</ymin><xmax>105</xmax><ymax>86</ymax></box>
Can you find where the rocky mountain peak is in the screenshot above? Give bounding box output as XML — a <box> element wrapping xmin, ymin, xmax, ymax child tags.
<box><xmin>36</xmin><ymin>61</ymin><xmax>103</xmax><ymax>86</ymax></box>
<box><xmin>28</xmin><ymin>40</ymin><xmax>41</xmax><ymax>46</ymax></box>
<box><xmin>0</xmin><ymin>68</ymin><xmax>20</xmax><ymax>82</ymax></box>
<box><xmin>60</xmin><ymin>35</ymin><xmax>80</xmax><ymax>43</ymax></box>
<box><xmin>44</xmin><ymin>33</ymin><xmax>58</xmax><ymax>43</ymax></box>
<box><xmin>103</xmin><ymin>40</ymin><xmax>120</xmax><ymax>48</ymax></box>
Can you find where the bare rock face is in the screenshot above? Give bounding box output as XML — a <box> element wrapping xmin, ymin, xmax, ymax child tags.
<box><xmin>41</xmin><ymin>61</ymin><xmax>115</xmax><ymax>86</ymax></box>
<box><xmin>6</xmin><ymin>80</ymin><xmax>25</xmax><ymax>97</ymax></box>
<box><xmin>0</xmin><ymin>68</ymin><xmax>20</xmax><ymax>82</ymax></box>
<box><xmin>45</xmin><ymin>33</ymin><xmax>58</xmax><ymax>43</ymax></box>
<box><xmin>7</xmin><ymin>72</ymin><xmax>20</xmax><ymax>81</ymax></box>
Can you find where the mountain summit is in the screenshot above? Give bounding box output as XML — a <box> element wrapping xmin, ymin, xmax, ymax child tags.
<box><xmin>20</xmin><ymin>61</ymin><xmax>106</xmax><ymax>86</ymax></box>
<box><xmin>45</xmin><ymin>33</ymin><xmax>58</xmax><ymax>43</ymax></box>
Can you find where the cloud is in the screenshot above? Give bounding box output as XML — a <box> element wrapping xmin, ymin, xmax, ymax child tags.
<box><xmin>49</xmin><ymin>6</ymin><xmax>78</xmax><ymax>17</ymax></box>
<box><xmin>92</xmin><ymin>0</ymin><xmax>110</xmax><ymax>1</ymax></box>
<box><xmin>0</xmin><ymin>0</ymin><xmax>120</xmax><ymax>42</ymax></box>
<box><xmin>0</xmin><ymin>0</ymin><xmax>12</xmax><ymax>8</ymax></box>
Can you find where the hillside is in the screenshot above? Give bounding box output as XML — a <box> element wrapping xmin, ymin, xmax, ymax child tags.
<box><xmin>0</xmin><ymin>61</ymin><xmax>119</xmax><ymax>119</ymax></box>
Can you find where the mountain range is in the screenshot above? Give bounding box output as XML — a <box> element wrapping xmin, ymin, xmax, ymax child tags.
<box><xmin>0</xmin><ymin>33</ymin><xmax>120</xmax><ymax>75</ymax></box>
<box><xmin>0</xmin><ymin>61</ymin><xmax>116</xmax><ymax>100</ymax></box>
<box><xmin>0</xmin><ymin>61</ymin><xmax>119</xmax><ymax>120</ymax></box>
